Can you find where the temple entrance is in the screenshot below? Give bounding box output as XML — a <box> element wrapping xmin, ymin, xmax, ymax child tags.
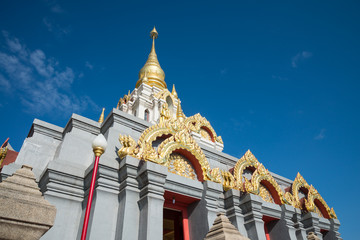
<box><xmin>163</xmin><ymin>208</ymin><xmax>184</xmax><ymax>240</ymax></box>
<box><xmin>163</xmin><ymin>191</ymin><xmax>199</xmax><ymax>240</ymax></box>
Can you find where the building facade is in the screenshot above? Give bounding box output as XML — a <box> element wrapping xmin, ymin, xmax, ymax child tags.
<box><xmin>0</xmin><ymin>28</ymin><xmax>341</xmax><ymax>240</ymax></box>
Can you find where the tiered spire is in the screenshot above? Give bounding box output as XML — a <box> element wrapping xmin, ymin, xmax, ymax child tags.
<box><xmin>172</xmin><ymin>84</ymin><xmax>178</xmax><ymax>98</ymax></box>
<box><xmin>176</xmin><ymin>101</ymin><xmax>186</xmax><ymax>121</ymax></box>
<box><xmin>135</xmin><ymin>27</ymin><xmax>167</xmax><ymax>90</ymax></box>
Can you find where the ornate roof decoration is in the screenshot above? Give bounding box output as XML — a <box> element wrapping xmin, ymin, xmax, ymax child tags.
<box><xmin>229</xmin><ymin>150</ymin><xmax>336</xmax><ymax>218</ymax></box>
<box><xmin>135</xmin><ymin>27</ymin><xmax>166</xmax><ymax>90</ymax></box>
<box><xmin>117</xmin><ymin>90</ymin><xmax>132</xmax><ymax>109</ymax></box>
<box><xmin>116</xmin><ymin>28</ymin><xmax>337</xmax><ymax>218</ymax></box>
<box><xmin>153</xmin><ymin>88</ymin><xmax>178</xmax><ymax>106</ymax></box>
<box><xmin>171</xmin><ymin>84</ymin><xmax>178</xmax><ymax>98</ymax></box>
<box><xmin>233</xmin><ymin>150</ymin><xmax>260</xmax><ymax>190</ymax></box>
<box><xmin>232</xmin><ymin>151</ymin><xmax>284</xmax><ymax>204</ymax></box>
<box><xmin>168</xmin><ymin>153</ymin><xmax>196</xmax><ymax>180</ymax></box>
<box><xmin>184</xmin><ymin>114</ymin><xmax>223</xmax><ymax>144</ymax></box>
<box><xmin>290</xmin><ymin>173</ymin><xmax>337</xmax><ymax>219</ymax></box>
<box><xmin>117</xmin><ymin>107</ymin><xmax>337</xmax><ymax>219</ymax></box>
<box><xmin>243</xmin><ymin>164</ymin><xmax>285</xmax><ymax>205</ymax></box>
<box><xmin>176</xmin><ymin>101</ymin><xmax>186</xmax><ymax>121</ymax></box>
<box><xmin>118</xmin><ymin>103</ymin><xmax>221</xmax><ymax>182</ymax></box>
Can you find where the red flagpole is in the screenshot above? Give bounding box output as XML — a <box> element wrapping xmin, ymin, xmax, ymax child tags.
<box><xmin>80</xmin><ymin>155</ymin><xmax>101</xmax><ymax>240</ymax></box>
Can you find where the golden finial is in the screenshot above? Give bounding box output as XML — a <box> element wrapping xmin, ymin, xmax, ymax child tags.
<box><xmin>172</xmin><ymin>84</ymin><xmax>178</xmax><ymax>98</ymax></box>
<box><xmin>150</xmin><ymin>26</ymin><xmax>158</xmax><ymax>39</ymax></box>
<box><xmin>136</xmin><ymin>27</ymin><xmax>166</xmax><ymax>90</ymax></box>
<box><xmin>176</xmin><ymin>101</ymin><xmax>186</xmax><ymax>122</ymax></box>
<box><xmin>98</xmin><ymin>108</ymin><xmax>105</xmax><ymax>124</ymax></box>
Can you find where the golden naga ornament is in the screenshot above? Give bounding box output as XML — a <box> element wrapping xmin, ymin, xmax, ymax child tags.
<box><xmin>259</xmin><ymin>185</ymin><xmax>275</xmax><ymax>204</ymax></box>
<box><xmin>117</xmin><ymin>98</ymin><xmax>337</xmax><ymax>219</ymax></box>
<box><xmin>118</xmin><ymin>102</ymin><xmax>222</xmax><ymax>182</ymax></box>
<box><xmin>0</xmin><ymin>146</ymin><xmax>8</xmax><ymax>167</ymax></box>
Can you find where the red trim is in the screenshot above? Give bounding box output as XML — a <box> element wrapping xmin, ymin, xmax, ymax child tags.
<box><xmin>264</xmin><ymin>223</ymin><xmax>271</xmax><ymax>240</ymax></box>
<box><xmin>164</xmin><ymin>191</ymin><xmax>199</xmax><ymax>240</ymax></box>
<box><xmin>314</xmin><ymin>199</ymin><xmax>330</xmax><ymax>219</ymax></box>
<box><xmin>262</xmin><ymin>215</ymin><xmax>279</xmax><ymax>240</ymax></box>
<box><xmin>261</xmin><ymin>180</ymin><xmax>282</xmax><ymax>205</ymax></box>
<box><xmin>200</xmin><ymin>126</ymin><xmax>215</xmax><ymax>142</ymax></box>
<box><xmin>81</xmin><ymin>155</ymin><xmax>101</xmax><ymax>240</ymax></box>
<box><xmin>1</xmin><ymin>138</ymin><xmax>9</xmax><ymax>148</ymax></box>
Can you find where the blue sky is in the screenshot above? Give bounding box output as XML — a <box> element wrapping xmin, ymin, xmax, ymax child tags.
<box><xmin>0</xmin><ymin>0</ymin><xmax>359</xmax><ymax>238</ymax></box>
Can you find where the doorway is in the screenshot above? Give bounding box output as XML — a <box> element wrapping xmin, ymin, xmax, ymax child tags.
<box><xmin>163</xmin><ymin>208</ymin><xmax>184</xmax><ymax>240</ymax></box>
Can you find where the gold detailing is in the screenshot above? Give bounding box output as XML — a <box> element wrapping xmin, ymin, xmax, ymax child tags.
<box><xmin>221</xmin><ymin>170</ymin><xmax>236</xmax><ymax>191</ymax></box>
<box><xmin>330</xmin><ymin>207</ymin><xmax>337</xmax><ymax>219</ymax></box>
<box><xmin>93</xmin><ymin>147</ymin><xmax>105</xmax><ymax>157</ymax></box>
<box><xmin>154</xmin><ymin>88</ymin><xmax>178</xmax><ymax>107</ymax></box>
<box><xmin>136</xmin><ymin>27</ymin><xmax>166</xmax><ymax>90</ymax></box>
<box><xmin>0</xmin><ymin>146</ymin><xmax>8</xmax><ymax>167</ymax></box>
<box><xmin>313</xmin><ymin>203</ymin><xmax>324</xmax><ymax>218</ymax></box>
<box><xmin>150</xmin><ymin>26</ymin><xmax>158</xmax><ymax>39</ymax></box>
<box><xmin>184</xmin><ymin>114</ymin><xmax>223</xmax><ymax>144</ymax></box>
<box><xmin>243</xmin><ymin>163</ymin><xmax>285</xmax><ymax>204</ymax></box>
<box><xmin>209</xmin><ymin>168</ymin><xmax>222</xmax><ymax>183</ymax></box>
<box><xmin>114</xmin><ymin>86</ymin><xmax>337</xmax><ymax>218</ymax></box>
<box><xmin>168</xmin><ymin>153</ymin><xmax>196</xmax><ymax>180</ymax></box>
<box><xmin>117</xmin><ymin>105</ymin><xmax>220</xmax><ymax>182</ymax></box>
<box><xmin>290</xmin><ymin>173</ymin><xmax>336</xmax><ymax>218</ymax></box>
<box><xmin>98</xmin><ymin>108</ymin><xmax>105</xmax><ymax>123</ymax></box>
<box><xmin>200</xmin><ymin>128</ymin><xmax>212</xmax><ymax>141</ymax></box>
<box><xmin>160</xmin><ymin>103</ymin><xmax>171</xmax><ymax>124</ymax></box>
<box><xmin>216</xmin><ymin>136</ymin><xmax>223</xmax><ymax>144</ymax></box>
<box><xmin>176</xmin><ymin>101</ymin><xmax>186</xmax><ymax>122</ymax></box>
<box><xmin>172</xmin><ymin>84</ymin><xmax>178</xmax><ymax>98</ymax></box>
<box><xmin>117</xmin><ymin>90</ymin><xmax>132</xmax><ymax>108</ymax></box>
<box><xmin>291</xmin><ymin>173</ymin><xmax>309</xmax><ymax>208</ymax></box>
<box><xmin>259</xmin><ymin>185</ymin><xmax>274</xmax><ymax>203</ymax></box>
<box><xmin>229</xmin><ymin>150</ymin><xmax>336</xmax><ymax>218</ymax></box>
<box><xmin>233</xmin><ymin>150</ymin><xmax>260</xmax><ymax>191</ymax></box>
<box><xmin>118</xmin><ymin>135</ymin><xmax>138</xmax><ymax>159</ymax></box>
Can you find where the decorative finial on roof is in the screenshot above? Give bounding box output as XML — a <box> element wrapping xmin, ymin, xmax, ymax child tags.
<box><xmin>176</xmin><ymin>101</ymin><xmax>186</xmax><ymax>122</ymax></box>
<box><xmin>98</xmin><ymin>108</ymin><xmax>105</xmax><ymax>124</ymax></box>
<box><xmin>136</xmin><ymin>27</ymin><xmax>166</xmax><ymax>90</ymax></box>
<box><xmin>150</xmin><ymin>26</ymin><xmax>158</xmax><ymax>39</ymax></box>
<box><xmin>172</xmin><ymin>84</ymin><xmax>178</xmax><ymax>98</ymax></box>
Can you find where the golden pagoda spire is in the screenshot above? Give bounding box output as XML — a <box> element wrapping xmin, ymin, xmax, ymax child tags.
<box><xmin>172</xmin><ymin>84</ymin><xmax>178</xmax><ymax>98</ymax></box>
<box><xmin>98</xmin><ymin>108</ymin><xmax>105</xmax><ymax>123</ymax></box>
<box><xmin>176</xmin><ymin>101</ymin><xmax>186</xmax><ymax>122</ymax></box>
<box><xmin>136</xmin><ymin>27</ymin><xmax>166</xmax><ymax>90</ymax></box>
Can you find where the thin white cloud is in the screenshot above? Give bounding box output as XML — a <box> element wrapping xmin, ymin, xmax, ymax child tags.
<box><xmin>0</xmin><ymin>74</ymin><xmax>11</xmax><ymax>90</ymax></box>
<box><xmin>51</xmin><ymin>4</ymin><xmax>64</xmax><ymax>14</ymax></box>
<box><xmin>314</xmin><ymin>129</ymin><xmax>326</xmax><ymax>140</ymax></box>
<box><xmin>292</xmin><ymin>51</ymin><xmax>313</xmax><ymax>68</ymax></box>
<box><xmin>85</xmin><ymin>61</ymin><xmax>94</xmax><ymax>70</ymax></box>
<box><xmin>43</xmin><ymin>0</ymin><xmax>65</xmax><ymax>14</ymax></box>
<box><xmin>0</xmin><ymin>31</ymin><xmax>98</xmax><ymax>116</ymax></box>
<box><xmin>43</xmin><ymin>17</ymin><xmax>71</xmax><ymax>38</ymax></box>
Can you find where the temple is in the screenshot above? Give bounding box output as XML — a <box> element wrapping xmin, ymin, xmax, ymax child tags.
<box><xmin>0</xmin><ymin>28</ymin><xmax>341</xmax><ymax>240</ymax></box>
